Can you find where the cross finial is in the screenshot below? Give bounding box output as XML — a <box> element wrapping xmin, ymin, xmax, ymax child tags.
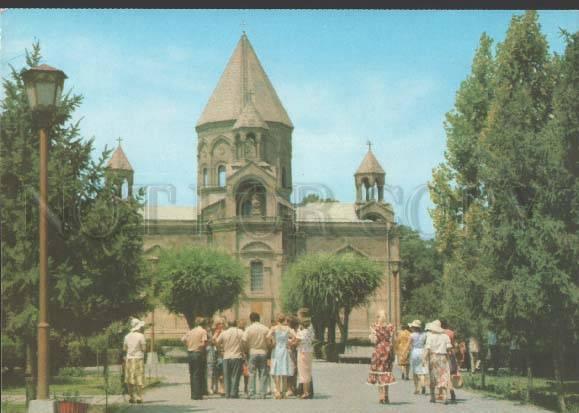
<box><xmin>241</xmin><ymin>20</ymin><xmax>247</xmax><ymax>35</ymax></box>
<box><xmin>367</xmin><ymin>140</ymin><xmax>372</xmax><ymax>151</ymax></box>
<box><xmin>117</xmin><ymin>137</ymin><xmax>123</xmax><ymax>147</ymax></box>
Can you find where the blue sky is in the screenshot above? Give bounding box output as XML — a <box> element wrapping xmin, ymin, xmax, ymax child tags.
<box><xmin>1</xmin><ymin>10</ymin><xmax>577</xmax><ymax>237</ymax></box>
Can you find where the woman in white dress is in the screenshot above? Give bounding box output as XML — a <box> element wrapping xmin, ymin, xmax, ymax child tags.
<box><xmin>267</xmin><ymin>314</ymin><xmax>296</xmax><ymax>399</ymax></box>
<box><xmin>295</xmin><ymin>317</ymin><xmax>314</xmax><ymax>399</ymax></box>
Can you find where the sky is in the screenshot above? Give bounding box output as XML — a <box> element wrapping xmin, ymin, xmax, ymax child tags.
<box><xmin>1</xmin><ymin>9</ymin><xmax>577</xmax><ymax>238</ymax></box>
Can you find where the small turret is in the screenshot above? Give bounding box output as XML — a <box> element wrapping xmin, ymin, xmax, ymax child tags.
<box><xmin>355</xmin><ymin>142</ymin><xmax>385</xmax><ymax>203</ymax></box>
<box><xmin>107</xmin><ymin>138</ymin><xmax>133</xmax><ymax>198</ymax></box>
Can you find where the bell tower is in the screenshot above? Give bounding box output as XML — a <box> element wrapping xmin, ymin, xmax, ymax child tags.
<box><xmin>195</xmin><ymin>32</ymin><xmax>293</xmax><ymax>223</ymax></box>
<box><xmin>107</xmin><ymin>138</ymin><xmax>133</xmax><ymax>199</ymax></box>
<box><xmin>354</xmin><ymin>143</ymin><xmax>392</xmax><ymax>222</ymax></box>
<box><xmin>355</xmin><ymin>142</ymin><xmax>385</xmax><ymax>203</ymax></box>
<box><xmin>194</xmin><ymin>33</ymin><xmax>295</xmax><ymax>324</ymax></box>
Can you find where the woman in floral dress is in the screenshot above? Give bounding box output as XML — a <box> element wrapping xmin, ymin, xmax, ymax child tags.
<box><xmin>424</xmin><ymin>320</ymin><xmax>453</xmax><ymax>404</ymax></box>
<box><xmin>367</xmin><ymin>310</ymin><xmax>396</xmax><ymax>404</ymax></box>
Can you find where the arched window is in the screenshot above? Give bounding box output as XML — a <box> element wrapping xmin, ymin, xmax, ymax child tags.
<box><xmin>236</xmin><ymin>180</ymin><xmax>266</xmax><ymax>217</ymax></box>
<box><xmin>121</xmin><ymin>178</ymin><xmax>129</xmax><ymax>199</ymax></box>
<box><xmin>218</xmin><ymin>165</ymin><xmax>226</xmax><ymax>187</ymax></box>
<box><xmin>361</xmin><ymin>178</ymin><xmax>370</xmax><ymax>201</ymax></box>
<box><xmin>363</xmin><ymin>213</ymin><xmax>385</xmax><ymax>223</ymax></box>
<box><xmin>203</xmin><ymin>168</ymin><xmax>209</xmax><ymax>187</ymax></box>
<box><xmin>250</xmin><ymin>261</ymin><xmax>264</xmax><ymax>292</ymax></box>
<box><xmin>245</xmin><ymin>134</ymin><xmax>257</xmax><ymax>159</ymax></box>
<box><xmin>235</xmin><ymin>134</ymin><xmax>241</xmax><ymax>159</ymax></box>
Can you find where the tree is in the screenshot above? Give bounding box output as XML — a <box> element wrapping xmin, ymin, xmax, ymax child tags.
<box><xmin>430</xmin><ymin>12</ymin><xmax>579</xmax><ymax>410</ymax></box>
<box><xmin>478</xmin><ymin>11</ymin><xmax>558</xmax><ymax>394</ymax></box>
<box><xmin>1</xmin><ymin>43</ymin><xmax>151</xmax><ymax>394</ymax></box>
<box><xmin>157</xmin><ymin>246</ymin><xmax>245</xmax><ymax>327</ymax></box>
<box><xmin>298</xmin><ymin>193</ymin><xmax>338</xmax><ymax>206</ymax></box>
<box><xmin>429</xmin><ymin>33</ymin><xmax>496</xmax><ymax>388</ymax></box>
<box><xmin>396</xmin><ymin>225</ymin><xmax>443</xmax><ymax>322</ymax></box>
<box><xmin>281</xmin><ymin>253</ymin><xmax>383</xmax><ymax>345</ymax></box>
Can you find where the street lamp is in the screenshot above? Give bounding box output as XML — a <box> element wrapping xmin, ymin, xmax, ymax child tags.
<box><xmin>22</xmin><ymin>64</ymin><xmax>67</xmax><ymax>407</ymax></box>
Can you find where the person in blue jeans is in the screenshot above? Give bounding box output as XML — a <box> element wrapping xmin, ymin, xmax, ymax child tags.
<box><xmin>242</xmin><ymin>312</ymin><xmax>270</xmax><ymax>399</ymax></box>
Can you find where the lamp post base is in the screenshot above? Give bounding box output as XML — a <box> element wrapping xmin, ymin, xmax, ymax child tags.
<box><xmin>27</xmin><ymin>399</ymin><xmax>56</xmax><ymax>413</ymax></box>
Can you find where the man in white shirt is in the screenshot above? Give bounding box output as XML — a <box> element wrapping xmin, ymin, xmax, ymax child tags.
<box><xmin>181</xmin><ymin>317</ymin><xmax>208</xmax><ymax>400</ymax></box>
<box><xmin>123</xmin><ymin>318</ymin><xmax>147</xmax><ymax>404</ymax></box>
<box><xmin>242</xmin><ymin>312</ymin><xmax>270</xmax><ymax>399</ymax></box>
<box><xmin>217</xmin><ymin>320</ymin><xmax>245</xmax><ymax>398</ymax></box>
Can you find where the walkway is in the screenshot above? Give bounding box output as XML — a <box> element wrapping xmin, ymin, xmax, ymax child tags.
<box><xmin>121</xmin><ymin>362</ymin><xmax>547</xmax><ymax>413</ymax></box>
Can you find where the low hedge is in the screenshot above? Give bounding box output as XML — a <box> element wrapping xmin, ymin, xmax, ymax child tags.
<box><xmin>321</xmin><ymin>343</ymin><xmax>346</xmax><ymax>362</ymax></box>
<box><xmin>313</xmin><ymin>341</ymin><xmax>324</xmax><ymax>359</ymax></box>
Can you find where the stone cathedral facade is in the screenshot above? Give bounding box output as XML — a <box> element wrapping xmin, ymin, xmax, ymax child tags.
<box><xmin>110</xmin><ymin>34</ymin><xmax>401</xmax><ymax>339</ymax></box>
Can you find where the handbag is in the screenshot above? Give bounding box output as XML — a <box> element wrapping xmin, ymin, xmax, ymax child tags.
<box><xmin>451</xmin><ymin>372</ymin><xmax>464</xmax><ymax>389</ymax></box>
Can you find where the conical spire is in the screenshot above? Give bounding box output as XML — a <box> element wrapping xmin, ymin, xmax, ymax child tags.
<box><xmin>356</xmin><ymin>147</ymin><xmax>384</xmax><ymax>175</ymax></box>
<box><xmin>107</xmin><ymin>141</ymin><xmax>133</xmax><ymax>171</ymax></box>
<box><xmin>197</xmin><ymin>33</ymin><xmax>293</xmax><ymax>128</ymax></box>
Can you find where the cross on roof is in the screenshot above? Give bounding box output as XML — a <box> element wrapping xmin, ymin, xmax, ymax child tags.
<box><xmin>117</xmin><ymin>137</ymin><xmax>123</xmax><ymax>146</ymax></box>
<box><xmin>367</xmin><ymin>140</ymin><xmax>373</xmax><ymax>151</ymax></box>
<box><xmin>241</xmin><ymin>20</ymin><xmax>247</xmax><ymax>34</ymax></box>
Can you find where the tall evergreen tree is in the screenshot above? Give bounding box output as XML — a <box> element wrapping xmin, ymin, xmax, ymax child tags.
<box><xmin>1</xmin><ymin>43</ymin><xmax>151</xmax><ymax>381</ymax></box>
<box><xmin>429</xmin><ymin>33</ymin><xmax>496</xmax><ymax>354</ymax></box>
<box><xmin>479</xmin><ymin>10</ymin><xmax>556</xmax><ymax>350</ymax></box>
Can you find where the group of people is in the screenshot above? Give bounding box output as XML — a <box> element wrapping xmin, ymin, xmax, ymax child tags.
<box><xmin>123</xmin><ymin>309</ymin><xmax>470</xmax><ymax>406</ymax></box>
<box><xmin>367</xmin><ymin>311</ymin><xmax>461</xmax><ymax>405</ymax></box>
<box><xmin>181</xmin><ymin>309</ymin><xmax>315</xmax><ymax>401</ymax></box>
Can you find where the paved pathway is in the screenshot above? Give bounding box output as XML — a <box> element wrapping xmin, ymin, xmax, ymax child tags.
<box><xmin>118</xmin><ymin>362</ymin><xmax>547</xmax><ymax>413</ymax></box>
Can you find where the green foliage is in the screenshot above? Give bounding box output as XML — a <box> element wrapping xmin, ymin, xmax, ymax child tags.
<box><xmin>157</xmin><ymin>246</ymin><xmax>245</xmax><ymax>327</ymax></box>
<box><xmin>321</xmin><ymin>343</ymin><xmax>342</xmax><ymax>362</ymax></box>
<box><xmin>298</xmin><ymin>193</ymin><xmax>338</xmax><ymax>206</ymax></box>
<box><xmin>282</xmin><ymin>252</ymin><xmax>382</xmax><ymax>344</ymax></box>
<box><xmin>0</xmin><ymin>42</ymin><xmax>151</xmax><ymax>370</ymax></box>
<box><xmin>0</xmin><ymin>334</ymin><xmax>25</xmax><ymax>371</ymax></box>
<box><xmin>396</xmin><ymin>225</ymin><xmax>443</xmax><ymax>322</ymax></box>
<box><xmin>430</xmin><ymin>11</ymin><xmax>579</xmax><ymax>411</ymax></box>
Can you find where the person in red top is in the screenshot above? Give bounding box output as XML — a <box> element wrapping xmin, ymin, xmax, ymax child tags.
<box><xmin>441</xmin><ymin>320</ymin><xmax>458</xmax><ymax>403</ymax></box>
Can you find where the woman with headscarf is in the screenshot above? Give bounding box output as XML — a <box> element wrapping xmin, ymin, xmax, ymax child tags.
<box><xmin>367</xmin><ymin>310</ymin><xmax>396</xmax><ymax>404</ymax></box>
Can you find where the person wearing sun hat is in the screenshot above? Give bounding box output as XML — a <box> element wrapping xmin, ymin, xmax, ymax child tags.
<box><xmin>408</xmin><ymin>320</ymin><xmax>428</xmax><ymax>395</ymax></box>
<box><xmin>424</xmin><ymin>319</ymin><xmax>453</xmax><ymax>404</ymax></box>
<box><xmin>123</xmin><ymin>317</ymin><xmax>147</xmax><ymax>403</ymax></box>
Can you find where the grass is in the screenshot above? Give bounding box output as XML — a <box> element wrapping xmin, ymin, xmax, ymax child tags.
<box><xmin>462</xmin><ymin>371</ymin><xmax>579</xmax><ymax>412</ymax></box>
<box><xmin>1</xmin><ymin>400</ymin><xmax>26</xmax><ymax>413</ymax></box>
<box><xmin>1</xmin><ymin>369</ymin><xmax>162</xmax><ymax>397</ymax></box>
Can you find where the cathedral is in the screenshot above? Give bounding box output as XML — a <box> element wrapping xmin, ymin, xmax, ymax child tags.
<box><xmin>108</xmin><ymin>33</ymin><xmax>401</xmax><ymax>339</ymax></box>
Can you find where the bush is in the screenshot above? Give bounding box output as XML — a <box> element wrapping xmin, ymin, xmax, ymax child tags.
<box><xmin>346</xmin><ymin>337</ymin><xmax>372</xmax><ymax>347</ymax></box>
<box><xmin>313</xmin><ymin>340</ymin><xmax>325</xmax><ymax>359</ymax></box>
<box><xmin>58</xmin><ymin>367</ymin><xmax>85</xmax><ymax>377</ymax></box>
<box><xmin>322</xmin><ymin>343</ymin><xmax>340</xmax><ymax>362</ymax></box>
<box><xmin>0</xmin><ymin>335</ymin><xmax>24</xmax><ymax>371</ymax></box>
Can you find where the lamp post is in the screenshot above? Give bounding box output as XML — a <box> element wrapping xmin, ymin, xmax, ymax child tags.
<box><xmin>146</xmin><ymin>256</ymin><xmax>160</xmax><ymax>379</ymax></box>
<box><xmin>22</xmin><ymin>64</ymin><xmax>67</xmax><ymax>406</ymax></box>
